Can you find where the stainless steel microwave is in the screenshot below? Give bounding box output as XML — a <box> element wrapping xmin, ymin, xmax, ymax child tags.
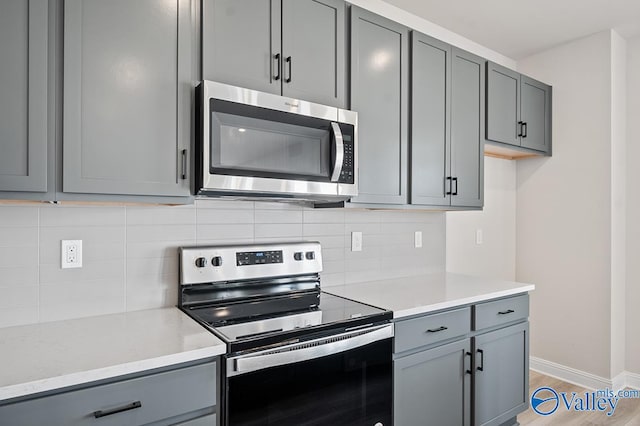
<box><xmin>196</xmin><ymin>81</ymin><xmax>357</xmax><ymax>203</ymax></box>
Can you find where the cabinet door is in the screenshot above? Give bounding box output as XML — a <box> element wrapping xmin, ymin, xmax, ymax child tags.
<box><xmin>520</xmin><ymin>76</ymin><xmax>551</xmax><ymax>153</ymax></box>
<box><xmin>450</xmin><ymin>48</ymin><xmax>484</xmax><ymax>208</ymax></box>
<box><xmin>350</xmin><ymin>7</ymin><xmax>409</xmax><ymax>205</ymax></box>
<box><xmin>410</xmin><ymin>32</ymin><xmax>451</xmax><ymax>206</ymax></box>
<box><xmin>203</xmin><ymin>0</ymin><xmax>280</xmax><ymax>95</ymax></box>
<box><xmin>486</xmin><ymin>62</ymin><xmax>520</xmax><ymax>146</ymax></box>
<box><xmin>0</xmin><ymin>0</ymin><xmax>48</xmax><ymax>192</ymax></box>
<box><xmin>394</xmin><ymin>339</ymin><xmax>471</xmax><ymax>426</ymax></box>
<box><xmin>282</xmin><ymin>0</ymin><xmax>345</xmax><ymax>107</ymax></box>
<box><xmin>63</xmin><ymin>0</ymin><xmax>191</xmax><ymax>197</ymax></box>
<box><xmin>473</xmin><ymin>322</ymin><xmax>529</xmax><ymax>426</ymax></box>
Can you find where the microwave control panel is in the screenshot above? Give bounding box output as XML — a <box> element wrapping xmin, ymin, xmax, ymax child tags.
<box><xmin>338</xmin><ymin>128</ymin><xmax>355</xmax><ymax>184</ymax></box>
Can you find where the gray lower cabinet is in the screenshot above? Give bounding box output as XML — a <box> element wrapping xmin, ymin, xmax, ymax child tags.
<box><xmin>203</xmin><ymin>0</ymin><xmax>346</xmax><ymax>108</ymax></box>
<box><xmin>393</xmin><ymin>295</ymin><xmax>529</xmax><ymax>426</ymax></box>
<box><xmin>62</xmin><ymin>0</ymin><xmax>192</xmax><ymax>198</ymax></box>
<box><xmin>0</xmin><ymin>0</ymin><xmax>49</xmax><ymax>195</ymax></box>
<box><xmin>349</xmin><ymin>6</ymin><xmax>409</xmax><ymax>205</ymax></box>
<box><xmin>407</xmin><ymin>32</ymin><xmax>484</xmax><ymax>208</ymax></box>
<box><xmin>473</xmin><ymin>322</ymin><xmax>529</xmax><ymax>426</ymax></box>
<box><xmin>486</xmin><ymin>61</ymin><xmax>551</xmax><ymax>155</ymax></box>
<box><xmin>0</xmin><ymin>361</ymin><xmax>217</xmax><ymax>426</ymax></box>
<box><xmin>395</xmin><ymin>339</ymin><xmax>471</xmax><ymax>426</ymax></box>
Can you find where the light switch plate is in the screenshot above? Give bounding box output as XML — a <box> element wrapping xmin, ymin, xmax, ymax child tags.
<box><xmin>351</xmin><ymin>232</ymin><xmax>362</xmax><ymax>252</ymax></box>
<box><xmin>61</xmin><ymin>240</ymin><xmax>83</xmax><ymax>269</ymax></box>
<box><xmin>414</xmin><ymin>231</ymin><xmax>423</xmax><ymax>248</ymax></box>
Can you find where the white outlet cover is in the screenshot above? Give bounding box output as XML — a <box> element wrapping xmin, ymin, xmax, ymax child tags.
<box><xmin>351</xmin><ymin>231</ymin><xmax>363</xmax><ymax>252</ymax></box>
<box><xmin>414</xmin><ymin>231</ymin><xmax>423</xmax><ymax>248</ymax></box>
<box><xmin>476</xmin><ymin>229</ymin><xmax>483</xmax><ymax>245</ymax></box>
<box><xmin>61</xmin><ymin>240</ymin><xmax>83</xmax><ymax>269</ymax></box>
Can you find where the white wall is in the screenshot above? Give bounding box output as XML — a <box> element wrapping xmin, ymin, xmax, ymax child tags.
<box><xmin>517</xmin><ymin>31</ymin><xmax>614</xmax><ymax>379</ymax></box>
<box><xmin>0</xmin><ymin>201</ymin><xmax>445</xmax><ymax>328</ymax></box>
<box><xmin>446</xmin><ymin>156</ymin><xmax>516</xmax><ymax>281</ymax></box>
<box><xmin>626</xmin><ymin>34</ymin><xmax>640</xmax><ymax>375</ymax></box>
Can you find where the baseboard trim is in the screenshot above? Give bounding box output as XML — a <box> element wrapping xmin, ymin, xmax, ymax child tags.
<box><xmin>530</xmin><ymin>357</ymin><xmax>640</xmax><ymax>391</ymax></box>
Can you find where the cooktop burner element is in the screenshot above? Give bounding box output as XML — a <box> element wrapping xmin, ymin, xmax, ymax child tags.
<box><xmin>178</xmin><ymin>242</ymin><xmax>391</xmax><ymax>354</ymax></box>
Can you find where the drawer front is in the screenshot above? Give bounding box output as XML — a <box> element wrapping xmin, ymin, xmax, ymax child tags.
<box><xmin>0</xmin><ymin>361</ymin><xmax>216</xmax><ymax>426</ymax></box>
<box><xmin>395</xmin><ymin>307</ymin><xmax>471</xmax><ymax>353</ymax></box>
<box><xmin>474</xmin><ymin>294</ymin><xmax>529</xmax><ymax>331</ymax></box>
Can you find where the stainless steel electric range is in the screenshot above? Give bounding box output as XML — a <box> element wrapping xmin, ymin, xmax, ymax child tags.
<box><xmin>179</xmin><ymin>242</ymin><xmax>393</xmax><ymax>426</ymax></box>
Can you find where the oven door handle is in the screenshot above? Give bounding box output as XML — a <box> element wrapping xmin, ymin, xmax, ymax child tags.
<box><xmin>228</xmin><ymin>324</ymin><xmax>393</xmax><ymax>377</ymax></box>
<box><xmin>330</xmin><ymin>122</ymin><xmax>344</xmax><ymax>182</ymax></box>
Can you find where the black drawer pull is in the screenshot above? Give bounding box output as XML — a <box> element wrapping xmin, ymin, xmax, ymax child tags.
<box><xmin>426</xmin><ymin>326</ymin><xmax>448</xmax><ymax>333</ymax></box>
<box><xmin>498</xmin><ymin>309</ymin><xmax>515</xmax><ymax>315</ymax></box>
<box><xmin>477</xmin><ymin>349</ymin><xmax>484</xmax><ymax>371</ymax></box>
<box><xmin>465</xmin><ymin>351</ymin><xmax>472</xmax><ymax>374</ymax></box>
<box><xmin>94</xmin><ymin>401</ymin><xmax>142</xmax><ymax>418</ymax></box>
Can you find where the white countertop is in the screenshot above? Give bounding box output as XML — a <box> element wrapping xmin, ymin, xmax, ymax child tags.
<box><xmin>325</xmin><ymin>272</ymin><xmax>534</xmax><ymax>319</ymax></box>
<box><xmin>0</xmin><ymin>308</ymin><xmax>225</xmax><ymax>402</ymax></box>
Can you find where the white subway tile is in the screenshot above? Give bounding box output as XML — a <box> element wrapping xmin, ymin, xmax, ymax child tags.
<box><xmin>126</xmin><ymin>241</ymin><xmax>182</xmax><ymax>259</ymax></box>
<box><xmin>0</xmin><ymin>227</ymin><xmax>38</xmax><ymax>247</ymax></box>
<box><xmin>0</xmin><ymin>266</ymin><xmax>38</xmax><ymax>288</ymax></box>
<box><xmin>126</xmin><ymin>257</ymin><xmax>178</xmax><ymax>279</ymax></box>
<box><xmin>196</xmin><ymin>224</ymin><xmax>254</xmax><ymax>241</ymax></box>
<box><xmin>39</xmin><ymin>260</ymin><xmax>125</xmax><ymax>285</ymax></box>
<box><xmin>302</xmin><ymin>209</ymin><xmax>345</xmax><ymax>224</ymax></box>
<box><xmin>126</xmin><ymin>274</ymin><xmax>176</xmax><ymax>311</ymax></box>
<box><xmin>40</xmin><ymin>280</ymin><xmax>125</xmax><ymax>322</ymax></box>
<box><xmin>303</xmin><ymin>223</ymin><xmax>344</xmax><ymax>236</ymax></box>
<box><xmin>40</xmin><ymin>226</ymin><xmax>125</xmax><ymax>245</ymax></box>
<box><xmin>254</xmin><ymin>223</ymin><xmax>303</xmax><ymax>239</ymax></box>
<box><xmin>40</xmin><ymin>206</ymin><xmax>125</xmax><ymax>227</ymax></box>
<box><xmin>0</xmin><ymin>247</ymin><xmax>38</xmax><ymax>268</ymax></box>
<box><xmin>0</xmin><ymin>306</ymin><xmax>39</xmax><ymax>328</ymax></box>
<box><xmin>0</xmin><ymin>206</ymin><xmax>39</xmax><ymax>227</ymax></box>
<box><xmin>195</xmin><ymin>199</ymin><xmax>253</xmax><ymax>210</ymax></box>
<box><xmin>196</xmin><ymin>208</ymin><xmax>254</xmax><ymax>225</ymax></box>
<box><xmin>126</xmin><ymin>206</ymin><xmax>195</xmax><ymax>226</ymax></box>
<box><xmin>127</xmin><ymin>224</ymin><xmax>195</xmax><ymax>243</ymax></box>
<box><xmin>254</xmin><ymin>209</ymin><xmax>303</xmax><ymax>224</ymax></box>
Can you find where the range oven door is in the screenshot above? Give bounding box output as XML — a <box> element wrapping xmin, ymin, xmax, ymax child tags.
<box><xmin>199</xmin><ymin>81</ymin><xmax>357</xmax><ymax>201</ymax></box>
<box><xmin>223</xmin><ymin>324</ymin><xmax>393</xmax><ymax>426</ymax></box>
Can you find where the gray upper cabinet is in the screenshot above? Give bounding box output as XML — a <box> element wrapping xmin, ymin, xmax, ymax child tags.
<box><xmin>486</xmin><ymin>61</ymin><xmax>552</xmax><ymax>155</ymax></box>
<box><xmin>62</xmin><ymin>0</ymin><xmax>192</xmax><ymax>197</ymax></box>
<box><xmin>203</xmin><ymin>0</ymin><xmax>346</xmax><ymax>108</ymax></box>
<box><xmin>0</xmin><ymin>0</ymin><xmax>48</xmax><ymax>193</ymax></box>
<box><xmin>410</xmin><ymin>33</ymin><xmax>483</xmax><ymax>208</ymax></box>
<box><xmin>450</xmin><ymin>48</ymin><xmax>484</xmax><ymax>208</ymax></box>
<box><xmin>350</xmin><ymin>6</ymin><xmax>409</xmax><ymax>205</ymax></box>
<box><xmin>410</xmin><ymin>33</ymin><xmax>450</xmax><ymax>206</ymax></box>
<box><xmin>203</xmin><ymin>0</ymin><xmax>280</xmax><ymax>95</ymax></box>
<box><xmin>394</xmin><ymin>339</ymin><xmax>471</xmax><ymax>426</ymax></box>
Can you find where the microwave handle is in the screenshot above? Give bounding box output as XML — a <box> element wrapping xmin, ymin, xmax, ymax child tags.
<box><xmin>330</xmin><ymin>122</ymin><xmax>344</xmax><ymax>182</ymax></box>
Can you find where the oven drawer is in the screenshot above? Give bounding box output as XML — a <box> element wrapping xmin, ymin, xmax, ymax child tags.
<box><xmin>394</xmin><ymin>307</ymin><xmax>471</xmax><ymax>353</ymax></box>
<box><xmin>473</xmin><ymin>294</ymin><xmax>529</xmax><ymax>331</ymax></box>
<box><xmin>0</xmin><ymin>361</ymin><xmax>216</xmax><ymax>426</ymax></box>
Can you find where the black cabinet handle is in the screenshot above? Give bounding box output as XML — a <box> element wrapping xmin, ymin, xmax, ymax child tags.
<box><xmin>465</xmin><ymin>351</ymin><xmax>472</xmax><ymax>374</ymax></box>
<box><xmin>452</xmin><ymin>177</ymin><xmax>458</xmax><ymax>196</ymax></box>
<box><xmin>181</xmin><ymin>149</ymin><xmax>187</xmax><ymax>180</ymax></box>
<box><xmin>273</xmin><ymin>53</ymin><xmax>281</xmax><ymax>81</ymax></box>
<box><xmin>94</xmin><ymin>401</ymin><xmax>142</xmax><ymax>418</ymax></box>
<box><xmin>477</xmin><ymin>349</ymin><xmax>484</xmax><ymax>371</ymax></box>
<box><xmin>285</xmin><ymin>56</ymin><xmax>292</xmax><ymax>83</ymax></box>
<box><xmin>517</xmin><ymin>121</ymin><xmax>523</xmax><ymax>137</ymax></box>
<box><xmin>446</xmin><ymin>176</ymin><xmax>452</xmax><ymax>195</ymax></box>
<box><xmin>426</xmin><ymin>325</ymin><xmax>448</xmax><ymax>333</ymax></box>
<box><xmin>498</xmin><ymin>309</ymin><xmax>515</xmax><ymax>315</ymax></box>
<box><xmin>522</xmin><ymin>122</ymin><xmax>528</xmax><ymax>138</ymax></box>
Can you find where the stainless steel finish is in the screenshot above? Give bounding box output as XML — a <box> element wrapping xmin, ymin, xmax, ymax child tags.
<box><xmin>180</xmin><ymin>242</ymin><xmax>322</xmax><ymax>285</ymax></box>
<box><xmin>216</xmin><ymin>311</ymin><xmax>323</xmax><ymax>342</ymax></box>
<box><xmin>199</xmin><ymin>80</ymin><xmax>358</xmax><ymax>201</ymax></box>
<box><xmin>330</xmin><ymin>122</ymin><xmax>344</xmax><ymax>182</ymax></box>
<box><xmin>227</xmin><ymin>324</ymin><xmax>394</xmax><ymax>376</ymax></box>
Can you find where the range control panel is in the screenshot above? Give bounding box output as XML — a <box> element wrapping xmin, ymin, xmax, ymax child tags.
<box><xmin>180</xmin><ymin>242</ymin><xmax>323</xmax><ymax>285</ymax></box>
<box><xmin>236</xmin><ymin>250</ymin><xmax>283</xmax><ymax>266</ymax></box>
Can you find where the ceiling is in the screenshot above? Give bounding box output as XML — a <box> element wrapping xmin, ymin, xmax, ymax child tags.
<box><xmin>384</xmin><ymin>0</ymin><xmax>640</xmax><ymax>59</ymax></box>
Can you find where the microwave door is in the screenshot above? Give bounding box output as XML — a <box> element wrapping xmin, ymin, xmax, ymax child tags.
<box><xmin>330</xmin><ymin>123</ymin><xmax>344</xmax><ymax>183</ymax></box>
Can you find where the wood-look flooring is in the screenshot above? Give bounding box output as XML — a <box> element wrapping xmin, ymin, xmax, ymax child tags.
<box><xmin>518</xmin><ymin>371</ymin><xmax>640</xmax><ymax>425</ymax></box>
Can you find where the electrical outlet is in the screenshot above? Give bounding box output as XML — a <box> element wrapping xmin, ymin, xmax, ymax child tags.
<box><xmin>61</xmin><ymin>240</ymin><xmax>83</xmax><ymax>269</ymax></box>
<box><xmin>414</xmin><ymin>231</ymin><xmax>423</xmax><ymax>248</ymax></box>
<box><xmin>351</xmin><ymin>232</ymin><xmax>362</xmax><ymax>252</ymax></box>
<box><xmin>476</xmin><ymin>229</ymin><xmax>483</xmax><ymax>245</ymax></box>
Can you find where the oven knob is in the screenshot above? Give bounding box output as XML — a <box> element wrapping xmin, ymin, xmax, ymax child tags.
<box><xmin>211</xmin><ymin>256</ymin><xmax>223</xmax><ymax>267</ymax></box>
<box><xmin>294</xmin><ymin>252</ymin><xmax>303</xmax><ymax>261</ymax></box>
<box><xmin>194</xmin><ymin>257</ymin><xmax>207</xmax><ymax>268</ymax></box>
<box><xmin>305</xmin><ymin>251</ymin><xmax>315</xmax><ymax>260</ymax></box>
<box><xmin>374</xmin><ymin>423</ymin><xmax>383</xmax><ymax>426</ymax></box>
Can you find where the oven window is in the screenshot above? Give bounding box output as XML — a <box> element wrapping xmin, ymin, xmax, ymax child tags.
<box><xmin>225</xmin><ymin>339</ymin><xmax>392</xmax><ymax>426</ymax></box>
<box><xmin>210</xmin><ymin>100</ymin><xmax>332</xmax><ymax>182</ymax></box>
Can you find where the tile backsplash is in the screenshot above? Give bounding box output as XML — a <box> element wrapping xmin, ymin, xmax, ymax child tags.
<box><xmin>0</xmin><ymin>200</ymin><xmax>445</xmax><ymax>328</ymax></box>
